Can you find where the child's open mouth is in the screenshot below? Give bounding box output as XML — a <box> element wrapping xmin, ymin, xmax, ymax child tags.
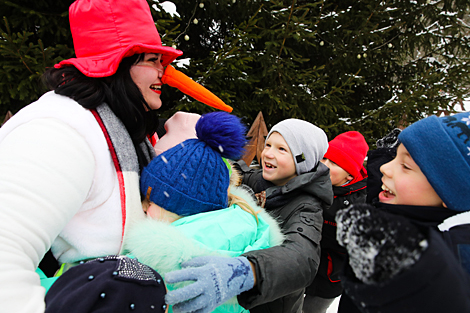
<box><xmin>264</xmin><ymin>162</ymin><xmax>276</xmax><ymax>169</ymax></box>
<box><xmin>379</xmin><ymin>184</ymin><xmax>395</xmax><ymax>202</ymax></box>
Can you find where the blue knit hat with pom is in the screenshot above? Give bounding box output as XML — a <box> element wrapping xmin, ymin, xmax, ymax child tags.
<box><xmin>140</xmin><ymin>112</ymin><xmax>247</xmax><ymax>216</ymax></box>
<box><xmin>399</xmin><ymin>111</ymin><xmax>470</xmax><ymax>212</ymax></box>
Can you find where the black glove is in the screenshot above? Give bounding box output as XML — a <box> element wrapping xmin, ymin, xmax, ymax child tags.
<box><xmin>376</xmin><ymin>128</ymin><xmax>401</xmax><ymax>149</ymax></box>
<box><xmin>336</xmin><ymin>204</ymin><xmax>428</xmax><ymax>284</ymax></box>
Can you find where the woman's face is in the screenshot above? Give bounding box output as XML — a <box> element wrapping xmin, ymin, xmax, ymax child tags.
<box><xmin>130</xmin><ymin>53</ymin><xmax>165</xmax><ymax>110</ymax></box>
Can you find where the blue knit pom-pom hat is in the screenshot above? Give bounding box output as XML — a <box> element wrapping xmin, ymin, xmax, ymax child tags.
<box><xmin>140</xmin><ymin>112</ymin><xmax>247</xmax><ymax>216</ymax></box>
<box><xmin>399</xmin><ymin>111</ymin><xmax>470</xmax><ymax>212</ymax></box>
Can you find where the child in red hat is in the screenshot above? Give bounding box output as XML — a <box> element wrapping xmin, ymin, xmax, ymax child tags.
<box><xmin>304</xmin><ymin>131</ymin><xmax>369</xmax><ymax>313</ymax></box>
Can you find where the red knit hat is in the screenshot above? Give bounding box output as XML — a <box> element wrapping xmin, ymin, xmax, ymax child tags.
<box><xmin>324</xmin><ymin>131</ymin><xmax>369</xmax><ymax>181</ymax></box>
<box><xmin>55</xmin><ymin>0</ymin><xmax>183</xmax><ymax>77</ymax></box>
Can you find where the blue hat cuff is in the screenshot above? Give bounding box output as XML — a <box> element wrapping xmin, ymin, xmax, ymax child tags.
<box><xmin>140</xmin><ymin>169</ymin><xmax>226</xmax><ymax>216</ymax></box>
<box><xmin>399</xmin><ymin>115</ymin><xmax>470</xmax><ymax>212</ymax></box>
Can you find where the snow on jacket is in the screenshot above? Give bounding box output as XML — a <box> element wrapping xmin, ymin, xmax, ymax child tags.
<box><xmin>233</xmin><ymin>160</ymin><xmax>333</xmax><ymax>313</ymax></box>
<box><xmin>0</xmin><ymin>92</ymin><xmax>146</xmax><ymax>313</ymax></box>
<box><xmin>123</xmin><ymin>185</ymin><xmax>285</xmax><ymax>313</ymax></box>
<box><xmin>306</xmin><ymin>177</ymin><xmax>367</xmax><ymax>299</ymax></box>
<box><xmin>339</xmin><ymin>202</ymin><xmax>470</xmax><ymax>313</ymax></box>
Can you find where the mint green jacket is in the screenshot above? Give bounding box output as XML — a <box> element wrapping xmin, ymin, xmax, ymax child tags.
<box><xmin>123</xmin><ymin>186</ymin><xmax>284</xmax><ymax>313</ymax></box>
<box><xmin>39</xmin><ymin>187</ymin><xmax>284</xmax><ymax>312</ymax></box>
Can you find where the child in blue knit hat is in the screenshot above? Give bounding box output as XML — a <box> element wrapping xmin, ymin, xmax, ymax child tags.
<box><xmin>123</xmin><ymin>111</ymin><xmax>284</xmax><ymax>313</ymax></box>
<box><xmin>164</xmin><ymin>118</ymin><xmax>334</xmax><ymax>313</ymax></box>
<box><xmin>335</xmin><ymin>112</ymin><xmax>470</xmax><ymax>313</ymax></box>
<box><xmin>43</xmin><ymin>112</ymin><xmax>284</xmax><ymax>313</ymax></box>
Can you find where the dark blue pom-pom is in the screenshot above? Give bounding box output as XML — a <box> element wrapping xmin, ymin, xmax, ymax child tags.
<box><xmin>195</xmin><ymin>112</ymin><xmax>247</xmax><ymax>160</ymax></box>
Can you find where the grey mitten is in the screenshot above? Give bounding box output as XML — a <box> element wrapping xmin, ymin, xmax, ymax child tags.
<box><xmin>336</xmin><ymin>204</ymin><xmax>428</xmax><ymax>284</ymax></box>
<box><xmin>165</xmin><ymin>256</ymin><xmax>255</xmax><ymax>313</ymax></box>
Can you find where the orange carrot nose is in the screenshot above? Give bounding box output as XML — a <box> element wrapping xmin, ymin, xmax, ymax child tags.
<box><xmin>161</xmin><ymin>65</ymin><xmax>233</xmax><ymax>113</ymax></box>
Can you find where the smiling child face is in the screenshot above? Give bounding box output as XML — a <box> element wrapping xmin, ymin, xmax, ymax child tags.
<box><xmin>379</xmin><ymin>144</ymin><xmax>444</xmax><ymax>207</ymax></box>
<box><xmin>261</xmin><ymin>132</ymin><xmax>298</xmax><ymax>186</ymax></box>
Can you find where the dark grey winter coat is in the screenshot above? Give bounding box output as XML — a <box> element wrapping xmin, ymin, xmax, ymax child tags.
<box><xmin>234</xmin><ymin>161</ymin><xmax>333</xmax><ymax>313</ymax></box>
<box><xmin>338</xmin><ymin>202</ymin><xmax>470</xmax><ymax>313</ymax></box>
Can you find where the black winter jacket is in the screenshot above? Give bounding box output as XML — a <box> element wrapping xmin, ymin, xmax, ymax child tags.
<box><xmin>339</xmin><ymin>202</ymin><xmax>470</xmax><ymax>313</ymax></box>
<box><xmin>305</xmin><ymin>178</ymin><xmax>367</xmax><ymax>299</ymax></box>
<box><xmin>234</xmin><ymin>161</ymin><xmax>333</xmax><ymax>313</ymax></box>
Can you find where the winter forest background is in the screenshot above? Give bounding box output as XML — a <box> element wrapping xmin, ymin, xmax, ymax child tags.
<box><xmin>1</xmin><ymin>0</ymin><xmax>470</xmax><ymax>147</ymax></box>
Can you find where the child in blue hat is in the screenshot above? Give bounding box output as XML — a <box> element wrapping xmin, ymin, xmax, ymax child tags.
<box><xmin>336</xmin><ymin>112</ymin><xmax>470</xmax><ymax>313</ymax></box>
<box><xmin>124</xmin><ymin>111</ymin><xmax>284</xmax><ymax>313</ymax></box>
<box><xmin>43</xmin><ymin>112</ymin><xmax>284</xmax><ymax>313</ymax></box>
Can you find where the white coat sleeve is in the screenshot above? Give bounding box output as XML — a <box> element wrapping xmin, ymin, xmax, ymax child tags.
<box><xmin>0</xmin><ymin>118</ymin><xmax>95</xmax><ymax>313</ymax></box>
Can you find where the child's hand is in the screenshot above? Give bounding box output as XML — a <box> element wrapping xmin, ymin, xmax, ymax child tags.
<box><xmin>335</xmin><ymin>204</ymin><xmax>428</xmax><ymax>284</ymax></box>
<box><xmin>164</xmin><ymin>256</ymin><xmax>255</xmax><ymax>313</ymax></box>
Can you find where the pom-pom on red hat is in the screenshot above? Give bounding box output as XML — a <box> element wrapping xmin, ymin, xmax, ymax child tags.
<box><xmin>324</xmin><ymin>131</ymin><xmax>369</xmax><ymax>180</ymax></box>
<box><xmin>55</xmin><ymin>0</ymin><xmax>183</xmax><ymax>77</ymax></box>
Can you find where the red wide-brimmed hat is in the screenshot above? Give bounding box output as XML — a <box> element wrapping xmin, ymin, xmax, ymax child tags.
<box><xmin>55</xmin><ymin>0</ymin><xmax>183</xmax><ymax>78</ymax></box>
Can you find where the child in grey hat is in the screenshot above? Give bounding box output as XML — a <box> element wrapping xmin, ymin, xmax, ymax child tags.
<box><xmin>164</xmin><ymin>118</ymin><xmax>333</xmax><ymax>313</ymax></box>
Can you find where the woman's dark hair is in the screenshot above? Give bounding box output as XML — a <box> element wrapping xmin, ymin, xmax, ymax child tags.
<box><xmin>42</xmin><ymin>54</ymin><xmax>159</xmax><ymax>170</ymax></box>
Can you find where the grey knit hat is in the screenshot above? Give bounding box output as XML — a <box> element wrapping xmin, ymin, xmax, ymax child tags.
<box><xmin>267</xmin><ymin>119</ymin><xmax>328</xmax><ymax>175</ymax></box>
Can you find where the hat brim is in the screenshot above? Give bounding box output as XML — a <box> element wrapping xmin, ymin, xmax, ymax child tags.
<box><xmin>55</xmin><ymin>43</ymin><xmax>183</xmax><ymax>78</ymax></box>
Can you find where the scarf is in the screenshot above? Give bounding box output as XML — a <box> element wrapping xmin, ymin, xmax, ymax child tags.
<box><xmin>91</xmin><ymin>103</ymin><xmax>156</xmax><ymax>251</ymax></box>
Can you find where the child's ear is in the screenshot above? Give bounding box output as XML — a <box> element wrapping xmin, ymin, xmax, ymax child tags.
<box><xmin>443</xmin><ymin>202</ymin><xmax>448</xmax><ymax>208</ymax></box>
<box><xmin>142</xmin><ymin>198</ymin><xmax>150</xmax><ymax>213</ymax></box>
<box><xmin>347</xmin><ymin>174</ymin><xmax>354</xmax><ymax>181</ymax></box>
